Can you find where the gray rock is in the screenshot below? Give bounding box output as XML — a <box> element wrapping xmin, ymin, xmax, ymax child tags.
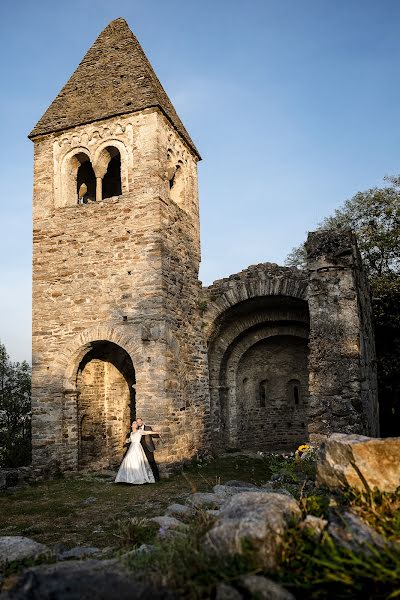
<box><xmin>316</xmin><ymin>433</ymin><xmax>400</xmax><ymax>493</ymax></box>
<box><xmin>164</xmin><ymin>503</ymin><xmax>194</xmax><ymax>519</ymax></box>
<box><xmin>0</xmin><ymin>559</ymin><xmax>177</xmax><ymax>599</ymax></box>
<box><xmin>328</xmin><ymin>511</ymin><xmax>387</xmax><ymax>555</ymax></box>
<box><xmin>186</xmin><ymin>492</ymin><xmax>225</xmax><ymax>508</ymax></box>
<box><xmin>215</xmin><ymin>582</ymin><xmax>243</xmax><ymax>600</ymax></box>
<box><xmin>0</xmin><ymin>536</ymin><xmax>53</xmax><ymax>568</ymax></box>
<box><xmin>82</xmin><ymin>496</ymin><xmax>97</xmax><ymax>505</ymax></box>
<box><xmin>58</xmin><ymin>546</ymin><xmax>101</xmax><ymax>560</ymax></box>
<box><xmin>299</xmin><ymin>515</ymin><xmax>328</xmax><ymax>539</ymax></box>
<box><xmin>213</xmin><ymin>484</ymin><xmax>261</xmax><ymax>498</ymax></box>
<box><xmin>206</xmin><ymin>509</ymin><xmax>220</xmax><ymax>518</ymax></box>
<box><xmin>239</xmin><ymin>575</ymin><xmax>295</xmax><ymax>600</ymax></box>
<box><xmin>205</xmin><ymin>492</ymin><xmax>301</xmax><ymax>569</ymax></box>
<box><xmin>224</xmin><ymin>480</ymin><xmax>258</xmax><ymax>489</ymax></box>
<box><xmin>149</xmin><ymin>516</ymin><xmax>188</xmax><ymax>531</ymax></box>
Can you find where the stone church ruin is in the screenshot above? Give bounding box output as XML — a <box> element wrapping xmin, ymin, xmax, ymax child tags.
<box><xmin>30</xmin><ymin>18</ymin><xmax>379</xmax><ymax>475</ymax></box>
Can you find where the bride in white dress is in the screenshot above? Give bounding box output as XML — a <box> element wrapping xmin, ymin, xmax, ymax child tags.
<box><xmin>115</xmin><ymin>420</ymin><xmax>161</xmax><ymax>485</ymax></box>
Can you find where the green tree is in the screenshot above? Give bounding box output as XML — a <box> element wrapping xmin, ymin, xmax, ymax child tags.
<box><xmin>286</xmin><ymin>175</ymin><xmax>400</xmax><ymax>276</ymax></box>
<box><xmin>286</xmin><ymin>175</ymin><xmax>400</xmax><ymax>436</ymax></box>
<box><xmin>0</xmin><ymin>341</ymin><xmax>32</xmax><ymax>467</ymax></box>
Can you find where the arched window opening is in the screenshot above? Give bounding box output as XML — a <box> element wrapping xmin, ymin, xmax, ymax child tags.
<box><xmin>168</xmin><ymin>161</ymin><xmax>185</xmax><ymax>206</ymax></box>
<box><xmin>102</xmin><ymin>148</ymin><xmax>122</xmax><ymax>199</ymax></box>
<box><xmin>287</xmin><ymin>379</ymin><xmax>302</xmax><ymax>406</ymax></box>
<box><xmin>259</xmin><ymin>379</ymin><xmax>268</xmax><ymax>407</ymax></box>
<box><xmin>76</xmin><ymin>155</ymin><xmax>96</xmax><ymax>203</ymax></box>
<box><xmin>294</xmin><ymin>386</ymin><xmax>299</xmax><ymax>405</ymax></box>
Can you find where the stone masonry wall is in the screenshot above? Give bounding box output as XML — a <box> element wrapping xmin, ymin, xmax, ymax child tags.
<box><xmin>306</xmin><ymin>230</ymin><xmax>379</xmax><ymax>442</ymax></box>
<box><xmin>152</xmin><ymin>116</ymin><xmax>210</xmax><ymax>463</ymax></box>
<box><xmin>236</xmin><ymin>335</ymin><xmax>309</xmax><ymax>450</ymax></box>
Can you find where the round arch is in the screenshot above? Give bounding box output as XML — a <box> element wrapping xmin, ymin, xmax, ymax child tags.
<box><xmin>58</xmin><ymin>146</ymin><xmax>94</xmax><ymax>207</ymax></box>
<box><xmin>93</xmin><ymin>139</ymin><xmax>129</xmax><ymax>196</ymax></box>
<box><xmin>206</xmin><ymin>290</ymin><xmax>310</xmax><ymax>452</ymax></box>
<box><xmin>61</xmin><ymin>325</ymin><xmax>144</xmax><ymax>393</ymax></box>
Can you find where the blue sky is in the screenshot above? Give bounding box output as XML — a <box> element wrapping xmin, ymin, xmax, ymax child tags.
<box><xmin>1</xmin><ymin>0</ymin><xmax>399</xmax><ymax>362</ymax></box>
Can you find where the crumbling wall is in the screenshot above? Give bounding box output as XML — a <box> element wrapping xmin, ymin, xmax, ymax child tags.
<box><xmin>306</xmin><ymin>230</ymin><xmax>379</xmax><ymax>442</ymax></box>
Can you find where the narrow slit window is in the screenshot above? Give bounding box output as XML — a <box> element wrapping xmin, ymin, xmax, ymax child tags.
<box><xmin>259</xmin><ymin>380</ymin><xmax>268</xmax><ymax>407</ymax></box>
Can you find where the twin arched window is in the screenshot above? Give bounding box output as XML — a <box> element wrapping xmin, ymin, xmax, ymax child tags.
<box><xmin>73</xmin><ymin>146</ymin><xmax>122</xmax><ymax>205</ymax></box>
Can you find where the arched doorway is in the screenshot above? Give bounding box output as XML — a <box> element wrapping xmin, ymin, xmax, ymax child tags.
<box><xmin>76</xmin><ymin>340</ymin><xmax>136</xmax><ymax>469</ymax></box>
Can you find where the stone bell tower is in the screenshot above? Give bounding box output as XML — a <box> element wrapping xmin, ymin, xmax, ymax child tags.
<box><xmin>30</xmin><ymin>18</ymin><xmax>210</xmax><ymax>474</ymax></box>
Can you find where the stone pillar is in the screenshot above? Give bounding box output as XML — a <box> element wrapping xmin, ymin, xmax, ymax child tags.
<box><xmin>62</xmin><ymin>390</ymin><xmax>79</xmax><ymax>471</ymax></box>
<box><xmin>96</xmin><ymin>177</ymin><xmax>102</xmax><ymax>202</ymax></box>
<box><xmin>306</xmin><ymin>230</ymin><xmax>379</xmax><ymax>443</ymax></box>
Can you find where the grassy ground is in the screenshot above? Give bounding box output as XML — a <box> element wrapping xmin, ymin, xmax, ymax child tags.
<box><xmin>2</xmin><ymin>453</ymin><xmax>400</xmax><ymax>598</ymax></box>
<box><xmin>0</xmin><ymin>454</ymin><xmax>272</xmax><ymax>549</ymax></box>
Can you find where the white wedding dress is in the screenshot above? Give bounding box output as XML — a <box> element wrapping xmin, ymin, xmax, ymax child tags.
<box><xmin>115</xmin><ymin>431</ymin><xmax>155</xmax><ymax>484</ymax></box>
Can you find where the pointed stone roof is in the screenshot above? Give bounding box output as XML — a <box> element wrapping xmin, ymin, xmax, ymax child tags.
<box><xmin>29</xmin><ymin>18</ymin><xmax>200</xmax><ymax>158</ymax></box>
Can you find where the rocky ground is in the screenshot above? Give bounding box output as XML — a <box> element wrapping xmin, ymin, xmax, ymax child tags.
<box><xmin>0</xmin><ymin>434</ymin><xmax>399</xmax><ymax>599</ymax></box>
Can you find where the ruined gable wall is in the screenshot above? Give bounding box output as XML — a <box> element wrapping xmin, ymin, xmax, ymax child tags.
<box><xmin>306</xmin><ymin>230</ymin><xmax>379</xmax><ymax>442</ymax></box>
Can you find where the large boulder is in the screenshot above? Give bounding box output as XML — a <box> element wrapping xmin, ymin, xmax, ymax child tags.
<box><xmin>0</xmin><ymin>537</ymin><xmax>52</xmax><ymax>569</ymax></box>
<box><xmin>316</xmin><ymin>433</ymin><xmax>400</xmax><ymax>492</ymax></box>
<box><xmin>204</xmin><ymin>492</ymin><xmax>301</xmax><ymax>569</ymax></box>
<box><xmin>0</xmin><ymin>560</ymin><xmax>177</xmax><ymax>599</ymax></box>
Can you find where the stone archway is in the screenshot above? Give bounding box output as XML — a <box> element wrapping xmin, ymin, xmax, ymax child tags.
<box><xmin>75</xmin><ymin>340</ymin><xmax>136</xmax><ymax>469</ymax></box>
<box><xmin>205</xmin><ymin>272</ymin><xmax>310</xmax><ymax>452</ymax></box>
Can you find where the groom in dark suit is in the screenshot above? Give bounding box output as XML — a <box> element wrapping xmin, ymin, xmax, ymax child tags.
<box><xmin>136</xmin><ymin>417</ymin><xmax>160</xmax><ymax>481</ymax></box>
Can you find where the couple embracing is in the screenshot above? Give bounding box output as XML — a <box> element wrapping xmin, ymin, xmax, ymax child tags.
<box><xmin>115</xmin><ymin>417</ymin><xmax>160</xmax><ymax>485</ymax></box>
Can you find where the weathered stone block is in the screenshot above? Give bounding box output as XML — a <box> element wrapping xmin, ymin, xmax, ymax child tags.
<box><xmin>316</xmin><ymin>433</ymin><xmax>400</xmax><ymax>492</ymax></box>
